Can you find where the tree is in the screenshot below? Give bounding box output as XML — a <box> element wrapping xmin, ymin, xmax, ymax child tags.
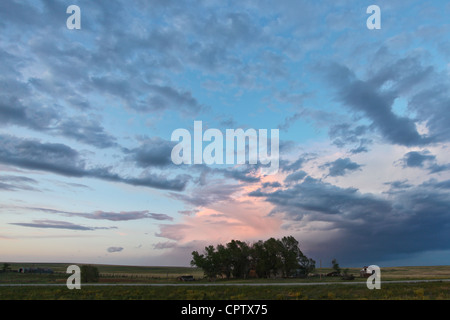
<box><xmin>251</xmin><ymin>240</ymin><xmax>270</xmax><ymax>278</ymax></box>
<box><xmin>191</xmin><ymin>246</ymin><xmax>220</xmax><ymax>279</ymax></box>
<box><xmin>80</xmin><ymin>265</ymin><xmax>99</xmax><ymax>283</ymax></box>
<box><xmin>2</xmin><ymin>263</ymin><xmax>11</xmax><ymax>272</ymax></box>
<box><xmin>331</xmin><ymin>258</ymin><xmax>341</xmax><ymax>275</ymax></box>
<box><xmin>263</xmin><ymin>238</ymin><xmax>283</xmax><ymax>278</ymax></box>
<box><xmin>226</xmin><ymin>240</ymin><xmax>251</xmax><ymax>279</ymax></box>
<box><xmin>216</xmin><ymin>244</ymin><xmax>232</xmax><ymax>279</ymax></box>
<box><xmin>298</xmin><ymin>255</ymin><xmax>316</xmax><ymax>275</ymax></box>
<box><xmin>279</xmin><ymin>236</ymin><xmax>303</xmax><ymax>277</ymax></box>
<box><xmin>191</xmin><ymin>236</ymin><xmax>315</xmax><ymax>280</ymax></box>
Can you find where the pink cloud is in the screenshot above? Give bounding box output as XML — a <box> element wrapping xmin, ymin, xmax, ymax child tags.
<box><xmin>157</xmin><ymin>175</ymin><xmax>285</xmax><ymax>246</ymax></box>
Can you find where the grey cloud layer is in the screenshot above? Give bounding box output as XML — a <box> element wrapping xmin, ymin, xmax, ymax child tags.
<box><xmin>10</xmin><ymin>219</ymin><xmax>116</xmax><ymax>231</ymax></box>
<box><xmin>0</xmin><ymin>175</ymin><xmax>39</xmax><ymax>192</ymax></box>
<box><xmin>321</xmin><ymin>158</ymin><xmax>362</xmax><ymax>177</ymax></box>
<box><xmin>0</xmin><ymin>135</ymin><xmax>188</xmax><ymax>191</ymax></box>
<box><xmin>27</xmin><ymin>207</ymin><xmax>173</xmax><ymax>222</ymax></box>
<box><xmin>322</xmin><ymin>54</ymin><xmax>450</xmax><ymax>148</ymax></box>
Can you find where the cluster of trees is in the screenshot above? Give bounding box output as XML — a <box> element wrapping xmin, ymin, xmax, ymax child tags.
<box><xmin>191</xmin><ymin>236</ymin><xmax>315</xmax><ymax>279</ymax></box>
<box><xmin>80</xmin><ymin>265</ymin><xmax>99</xmax><ymax>283</ymax></box>
<box><xmin>2</xmin><ymin>263</ymin><xmax>11</xmax><ymax>272</ymax></box>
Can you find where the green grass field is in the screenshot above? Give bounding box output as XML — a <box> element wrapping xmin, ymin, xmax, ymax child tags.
<box><xmin>1</xmin><ymin>263</ymin><xmax>450</xmax><ymax>300</ymax></box>
<box><xmin>0</xmin><ymin>282</ymin><xmax>449</xmax><ymax>300</ymax></box>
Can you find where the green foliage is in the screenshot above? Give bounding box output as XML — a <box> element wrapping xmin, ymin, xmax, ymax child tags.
<box><xmin>2</xmin><ymin>263</ymin><xmax>11</xmax><ymax>272</ymax></box>
<box><xmin>332</xmin><ymin>258</ymin><xmax>341</xmax><ymax>275</ymax></box>
<box><xmin>80</xmin><ymin>265</ymin><xmax>99</xmax><ymax>283</ymax></box>
<box><xmin>191</xmin><ymin>236</ymin><xmax>314</xmax><ymax>279</ymax></box>
<box><xmin>298</xmin><ymin>255</ymin><xmax>316</xmax><ymax>275</ymax></box>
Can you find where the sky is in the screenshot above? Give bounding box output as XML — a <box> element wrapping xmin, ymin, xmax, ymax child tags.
<box><xmin>1</xmin><ymin>0</ymin><xmax>450</xmax><ymax>268</ymax></box>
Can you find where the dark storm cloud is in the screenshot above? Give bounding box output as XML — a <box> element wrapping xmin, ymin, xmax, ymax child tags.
<box><xmin>332</xmin><ymin>182</ymin><xmax>450</xmax><ymax>265</ymax></box>
<box><xmin>322</xmin><ymin>158</ymin><xmax>362</xmax><ymax>177</ymax></box>
<box><xmin>250</xmin><ymin>176</ymin><xmax>450</xmax><ymax>265</ymax></box>
<box><xmin>0</xmin><ymin>135</ymin><xmax>189</xmax><ymax>191</ymax></box>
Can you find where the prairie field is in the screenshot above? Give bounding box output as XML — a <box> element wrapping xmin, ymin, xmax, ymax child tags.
<box><xmin>1</xmin><ymin>263</ymin><xmax>450</xmax><ymax>300</ymax></box>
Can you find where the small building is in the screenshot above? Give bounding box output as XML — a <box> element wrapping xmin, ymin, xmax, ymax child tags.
<box><xmin>18</xmin><ymin>267</ymin><xmax>53</xmax><ymax>274</ymax></box>
<box><xmin>360</xmin><ymin>266</ymin><xmax>374</xmax><ymax>278</ymax></box>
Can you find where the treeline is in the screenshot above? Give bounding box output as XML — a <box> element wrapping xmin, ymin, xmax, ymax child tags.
<box><xmin>191</xmin><ymin>236</ymin><xmax>315</xmax><ymax>279</ymax></box>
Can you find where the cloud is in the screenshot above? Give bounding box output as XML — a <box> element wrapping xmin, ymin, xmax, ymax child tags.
<box><xmin>221</xmin><ymin>166</ymin><xmax>261</xmax><ymax>183</ymax></box>
<box><xmin>249</xmin><ymin>174</ymin><xmax>450</xmax><ymax>265</ymax></box>
<box><xmin>154</xmin><ymin>241</ymin><xmax>178</xmax><ymax>250</ymax></box>
<box><xmin>0</xmin><ymin>134</ymin><xmax>189</xmax><ymax>191</ymax></box>
<box><xmin>10</xmin><ymin>219</ymin><xmax>116</xmax><ymax>231</ymax></box>
<box><xmin>107</xmin><ymin>247</ymin><xmax>124</xmax><ymax>253</ymax></box>
<box><xmin>146</xmin><ymin>84</ymin><xmax>206</xmax><ymax>116</ymax></box>
<box><xmin>156</xmin><ymin>193</ymin><xmax>282</xmax><ymax>247</ymax></box>
<box><xmin>24</xmin><ymin>207</ymin><xmax>173</xmax><ymax>222</ymax></box>
<box><xmin>328</xmin><ymin>123</ymin><xmax>371</xmax><ymax>153</ymax></box>
<box><xmin>261</xmin><ymin>181</ymin><xmax>282</xmax><ymax>189</ymax></box>
<box><xmin>0</xmin><ymin>175</ymin><xmax>38</xmax><ymax>192</ymax></box>
<box><xmin>127</xmin><ymin>137</ymin><xmax>176</xmax><ymax>168</ymax></box>
<box><xmin>384</xmin><ymin>180</ymin><xmax>413</xmax><ymax>191</ymax></box>
<box><xmin>170</xmin><ymin>180</ymin><xmax>238</xmax><ymax>207</ymax></box>
<box><xmin>280</xmin><ymin>155</ymin><xmax>309</xmax><ymax>173</ymax></box>
<box><xmin>0</xmin><ymin>89</ymin><xmax>116</xmax><ymax>149</ymax></box>
<box><xmin>400</xmin><ymin>150</ymin><xmax>450</xmax><ymax>173</ymax></box>
<box><xmin>322</xmin><ymin>59</ymin><xmax>430</xmax><ymax>147</ymax></box>
<box><xmin>0</xmin><ymin>134</ymin><xmax>86</xmax><ymax>177</ymax></box>
<box><xmin>178</xmin><ymin>209</ymin><xmax>200</xmax><ymax>216</ymax></box>
<box><xmin>56</xmin><ymin>116</ymin><xmax>118</xmax><ymax>149</ymax></box>
<box><xmin>284</xmin><ymin>170</ymin><xmax>308</xmax><ymax>183</ymax></box>
<box><xmin>322</xmin><ymin>158</ymin><xmax>362</xmax><ymax>177</ymax></box>
<box><xmin>251</xmin><ymin>176</ymin><xmax>392</xmax><ymax>218</ymax></box>
<box><xmin>401</xmin><ymin>151</ymin><xmax>436</xmax><ymax>168</ymax></box>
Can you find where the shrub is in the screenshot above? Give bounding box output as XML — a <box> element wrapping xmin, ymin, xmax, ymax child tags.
<box><xmin>80</xmin><ymin>265</ymin><xmax>99</xmax><ymax>283</ymax></box>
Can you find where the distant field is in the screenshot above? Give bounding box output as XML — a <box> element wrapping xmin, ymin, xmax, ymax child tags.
<box><xmin>3</xmin><ymin>263</ymin><xmax>450</xmax><ymax>282</ymax></box>
<box><xmin>0</xmin><ymin>263</ymin><xmax>203</xmax><ymax>284</ymax></box>
<box><xmin>1</xmin><ymin>263</ymin><xmax>450</xmax><ymax>300</ymax></box>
